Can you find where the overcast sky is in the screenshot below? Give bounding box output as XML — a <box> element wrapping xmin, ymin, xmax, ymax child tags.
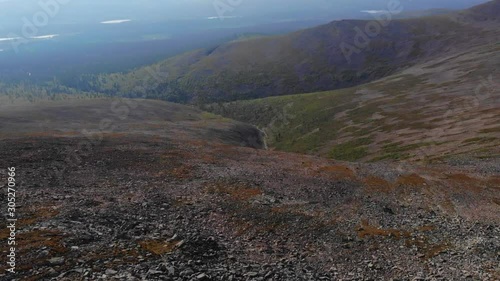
<box><xmin>0</xmin><ymin>0</ymin><xmax>490</xmax><ymax>28</ymax></box>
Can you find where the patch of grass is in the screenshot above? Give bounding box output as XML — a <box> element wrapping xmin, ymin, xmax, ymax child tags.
<box><xmin>369</xmin><ymin>152</ymin><xmax>411</xmax><ymax>162</ymax></box>
<box><xmin>357</xmin><ymin>220</ymin><xmax>410</xmax><ymax>239</ymax></box>
<box><xmin>328</xmin><ymin>137</ymin><xmax>372</xmax><ymax>161</ymax></box>
<box><xmin>371</xmin><ymin>141</ymin><xmax>441</xmax><ymax>161</ymax></box>
<box><xmin>200</xmin><ymin>111</ymin><xmax>232</xmax><ymax>122</ymax></box>
<box><xmin>201</xmin><ymin>111</ymin><xmax>220</xmax><ymax>119</ymax></box>
<box><xmin>462</xmin><ymin>137</ymin><xmax>497</xmax><ymax>144</ymax></box>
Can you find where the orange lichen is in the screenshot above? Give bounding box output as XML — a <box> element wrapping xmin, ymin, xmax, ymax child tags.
<box><xmin>301</xmin><ymin>161</ymin><xmax>313</xmax><ymax>168</ymax></box>
<box><xmin>363</xmin><ymin>176</ymin><xmax>393</xmax><ymax>193</ymax></box>
<box><xmin>486</xmin><ymin>176</ymin><xmax>500</xmax><ymax>190</ymax></box>
<box><xmin>0</xmin><ymin>206</ymin><xmax>59</xmax><ymax>239</ymax></box>
<box><xmin>18</xmin><ymin>207</ymin><xmax>60</xmax><ymax>227</ymax></box>
<box><xmin>447</xmin><ymin>173</ymin><xmax>476</xmax><ymax>182</ymax></box>
<box><xmin>396</xmin><ymin>174</ymin><xmax>427</xmax><ymax>186</ymax></box>
<box><xmin>492</xmin><ymin>198</ymin><xmax>500</xmax><ymax>206</ymax></box>
<box><xmin>405</xmin><ymin>238</ymin><xmax>449</xmax><ymax>260</ymax></box>
<box><xmin>418</xmin><ymin>225</ymin><xmax>436</xmax><ymax>232</ymax></box>
<box><xmin>169</xmin><ymin>165</ymin><xmax>194</xmax><ymax>179</ymax></box>
<box><xmin>317</xmin><ymin>165</ymin><xmax>356</xmax><ymax>180</ymax></box>
<box><xmin>425</xmin><ymin>244</ymin><xmax>449</xmax><ymax>259</ymax></box>
<box><xmin>357</xmin><ymin>220</ymin><xmax>410</xmax><ymax>239</ymax></box>
<box><xmin>162</xmin><ymin>151</ymin><xmax>192</xmax><ymax>160</ymax></box>
<box><xmin>81</xmin><ymin>245</ymin><xmax>140</xmax><ymax>265</ymax></box>
<box><xmin>439</xmin><ymin>198</ymin><xmax>456</xmax><ymax>214</ymax></box>
<box><xmin>207</xmin><ymin>183</ymin><xmax>262</xmax><ymax>201</ymax></box>
<box><xmin>17</xmin><ymin>229</ymin><xmax>68</xmax><ymax>255</ymax></box>
<box><xmin>173</xmin><ymin>196</ymin><xmax>195</xmax><ymax>206</ymax></box>
<box><xmin>139</xmin><ymin>239</ymin><xmax>183</xmax><ymax>255</ymax></box>
<box><xmin>447</xmin><ymin>173</ymin><xmax>483</xmax><ymax>193</ymax></box>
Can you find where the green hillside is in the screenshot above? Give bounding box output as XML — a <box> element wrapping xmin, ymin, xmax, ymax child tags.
<box><xmin>205</xmin><ymin>42</ymin><xmax>500</xmax><ymax>162</ymax></box>
<box><xmin>77</xmin><ymin>1</ymin><xmax>500</xmax><ymax>103</ymax></box>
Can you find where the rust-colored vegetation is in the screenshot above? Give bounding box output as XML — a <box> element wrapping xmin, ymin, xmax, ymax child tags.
<box><xmin>417</xmin><ymin>225</ymin><xmax>436</xmax><ymax>232</ymax></box>
<box><xmin>139</xmin><ymin>239</ymin><xmax>183</xmax><ymax>255</ymax></box>
<box><xmin>358</xmin><ymin>219</ymin><xmax>448</xmax><ymax>260</ymax></box>
<box><xmin>492</xmin><ymin>198</ymin><xmax>500</xmax><ymax>206</ymax></box>
<box><xmin>405</xmin><ymin>237</ymin><xmax>449</xmax><ymax>260</ymax></box>
<box><xmin>438</xmin><ymin>198</ymin><xmax>457</xmax><ymax>214</ymax></box>
<box><xmin>161</xmin><ymin>150</ymin><xmax>194</xmax><ymax>161</ymax></box>
<box><xmin>206</xmin><ymin>182</ymin><xmax>262</xmax><ymax>201</ymax></box>
<box><xmin>0</xmin><ymin>206</ymin><xmax>59</xmax><ymax>240</ymax></box>
<box><xmin>363</xmin><ymin>176</ymin><xmax>394</xmax><ymax>193</ymax></box>
<box><xmin>81</xmin><ymin>245</ymin><xmax>141</xmax><ymax>270</ymax></box>
<box><xmin>357</xmin><ymin>220</ymin><xmax>410</xmax><ymax>239</ymax></box>
<box><xmin>447</xmin><ymin>173</ymin><xmax>483</xmax><ymax>193</ymax></box>
<box><xmin>316</xmin><ymin>165</ymin><xmax>356</xmax><ymax>180</ymax></box>
<box><xmin>169</xmin><ymin>164</ymin><xmax>194</xmax><ymax>179</ymax></box>
<box><xmin>396</xmin><ymin>174</ymin><xmax>427</xmax><ymax>186</ymax></box>
<box><xmin>0</xmin><ymin>229</ymin><xmax>69</xmax><ymax>278</ymax></box>
<box><xmin>18</xmin><ymin>229</ymin><xmax>68</xmax><ymax>255</ymax></box>
<box><xmin>19</xmin><ymin>207</ymin><xmax>60</xmax><ymax>227</ymax></box>
<box><xmin>486</xmin><ymin>176</ymin><xmax>500</xmax><ymax>189</ymax></box>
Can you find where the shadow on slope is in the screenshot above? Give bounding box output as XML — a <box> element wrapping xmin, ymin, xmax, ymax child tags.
<box><xmin>0</xmin><ymin>98</ymin><xmax>266</xmax><ymax>149</ymax></box>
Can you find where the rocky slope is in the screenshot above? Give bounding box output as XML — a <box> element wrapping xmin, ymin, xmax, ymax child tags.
<box><xmin>0</xmin><ymin>99</ymin><xmax>498</xmax><ymax>280</ymax></box>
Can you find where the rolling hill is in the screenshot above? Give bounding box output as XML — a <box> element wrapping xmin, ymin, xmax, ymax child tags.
<box><xmin>82</xmin><ymin>0</ymin><xmax>500</xmax><ymax>103</ymax></box>
<box><xmin>0</xmin><ymin>99</ymin><xmax>266</xmax><ymax>149</ymax></box>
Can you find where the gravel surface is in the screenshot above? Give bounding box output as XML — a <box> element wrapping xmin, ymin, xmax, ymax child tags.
<box><xmin>0</xmin><ymin>134</ymin><xmax>498</xmax><ymax>281</ymax></box>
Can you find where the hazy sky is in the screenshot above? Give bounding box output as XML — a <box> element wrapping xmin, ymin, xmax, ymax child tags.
<box><xmin>0</xmin><ymin>0</ymin><xmax>490</xmax><ymax>28</ymax></box>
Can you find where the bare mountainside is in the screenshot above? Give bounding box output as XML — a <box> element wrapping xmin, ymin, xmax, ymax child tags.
<box><xmin>81</xmin><ymin>1</ymin><xmax>500</xmax><ymax>103</ymax></box>
<box><xmin>0</xmin><ymin>99</ymin><xmax>265</xmax><ymax>149</ymax></box>
<box><xmin>0</xmin><ymin>99</ymin><xmax>499</xmax><ymax>280</ymax></box>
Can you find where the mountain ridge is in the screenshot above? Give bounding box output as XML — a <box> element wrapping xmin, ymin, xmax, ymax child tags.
<box><xmin>79</xmin><ymin>0</ymin><xmax>500</xmax><ymax>103</ymax></box>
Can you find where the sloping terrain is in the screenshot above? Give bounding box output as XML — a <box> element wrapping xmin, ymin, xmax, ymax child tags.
<box><xmin>0</xmin><ymin>99</ymin><xmax>265</xmax><ymax>149</ymax></box>
<box><xmin>0</xmin><ymin>99</ymin><xmax>499</xmax><ymax>280</ymax></box>
<box><xmin>0</xmin><ymin>2</ymin><xmax>498</xmax><ymax>280</ymax></box>
<box><xmin>81</xmin><ymin>1</ymin><xmax>500</xmax><ymax>103</ymax></box>
<box><xmin>206</xmin><ymin>42</ymin><xmax>500</xmax><ymax>163</ymax></box>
